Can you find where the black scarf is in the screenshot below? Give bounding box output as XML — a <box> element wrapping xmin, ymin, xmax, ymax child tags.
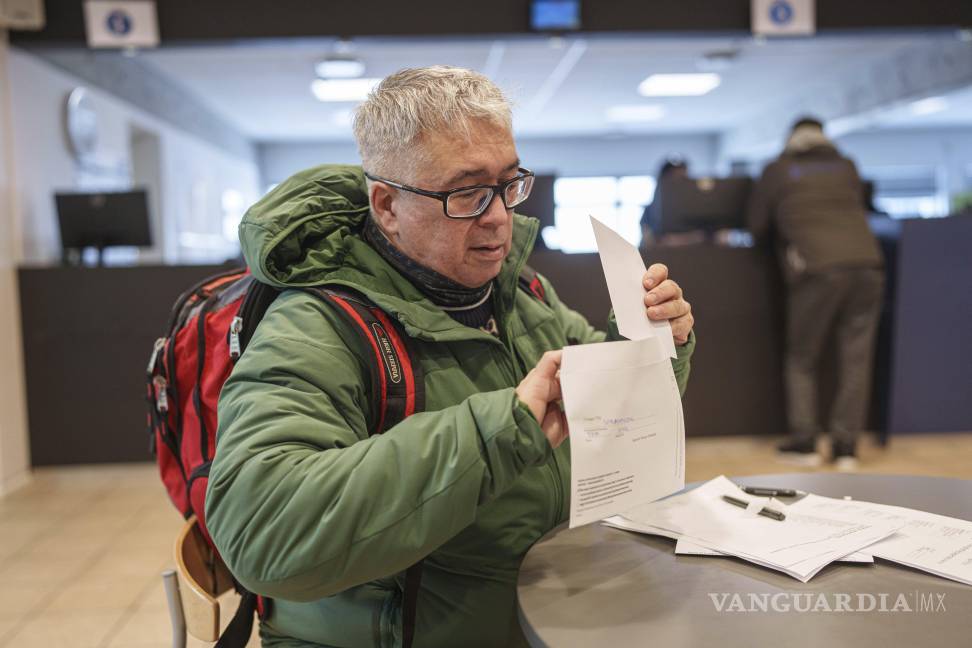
<box><xmin>362</xmin><ymin>217</ymin><xmax>498</xmax><ymax>333</ymax></box>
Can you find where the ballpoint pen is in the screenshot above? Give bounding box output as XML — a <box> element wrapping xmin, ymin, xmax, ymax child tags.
<box><xmin>739</xmin><ymin>485</ymin><xmax>803</xmax><ymax>498</ymax></box>
<box><xmin>722</xmin><ymin>494</ymin><xmax>787</xmax><ymax>521</ymax></box>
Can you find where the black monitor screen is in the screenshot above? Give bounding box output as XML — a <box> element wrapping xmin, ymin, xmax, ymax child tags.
<box><xmin>516</xmin><ymin>174</ymin><xmax>555</xmax><ymax>250</ymax></box>
<box><xmin>56</xmin><ymin>189</ymin><xmax>152</xmax><ymax>251</ymax></box>
<box><xmin>657</xmin><ymin>177</ymin><xmax>753</xmax><ymax>235</ymax></box>
<box><xmin>517</xmin><ymin>174</ymin><xmax>555</xmax><ymax>226</ymax></box>
<box><xmin>530</xmin><ymin>0</ymin><xmax>581</xmax><ymax>31</ymax></box>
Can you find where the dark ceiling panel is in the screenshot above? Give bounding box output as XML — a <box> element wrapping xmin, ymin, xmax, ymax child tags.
<box><xmin>11</xmin><ymin>0</ymin><xmax>972</xmax><ymax>46</ymax></box>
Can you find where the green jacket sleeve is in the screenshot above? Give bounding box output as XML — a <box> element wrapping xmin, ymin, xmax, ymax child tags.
<box><xmin>205</xmin><ymin>291</ymin><xmax>551</xmax><ymax>602</ymax></box>
<box><xmin>539</xmin><ymin>274</ymin><xmax>695</xmax><ymax>396</ymax></box>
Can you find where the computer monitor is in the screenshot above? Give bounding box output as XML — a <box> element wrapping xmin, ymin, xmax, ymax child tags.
<box><xmin>656</xmin><ymin>176</ymin><xmax>753</xmax><ymax>235</ymax></box>
<box><xmin>517</xmin><ymin>174</ymin><xmax>555</xmax><ymax>249</ymax></box>
<box><xmin>530</xmin><ymin>0</ymin><xmax>581</xmax><ymax>31</ymax></box>
<box><xmin>55</xmin><ymin>189</ymin><xmax>152</xmax><ymax>265</ymax></box>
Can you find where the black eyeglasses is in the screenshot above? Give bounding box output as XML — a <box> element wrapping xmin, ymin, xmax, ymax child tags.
<box><xmin>364</xmin><ymin>168</ymin><xmax>535</xmax><ymax>219</ymax></box>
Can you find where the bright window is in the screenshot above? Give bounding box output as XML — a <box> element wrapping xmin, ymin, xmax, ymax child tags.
<box><xmin>867</xmin><ymin>167</ymin><xmax>947</xmax><ymax>219</ymax></box>
<box><xmin>873</xmin><ymin>195</ymin><xmax>948</xmax><ymax>219</ymax></box>
<box><xmin>543</xmin><ymin>175</ymin><xmax>656</xmax><ymax>253</ymax></box>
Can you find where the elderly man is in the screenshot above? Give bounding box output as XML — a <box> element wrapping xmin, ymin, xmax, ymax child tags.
<box><xmin>207</xmin><ymin>66</ymin><xmax>695</xmax><ymax>648</ymax></box>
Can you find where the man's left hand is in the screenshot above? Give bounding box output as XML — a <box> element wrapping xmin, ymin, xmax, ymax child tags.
<box><xmin>643</xmin><ymin>263</ymin><xmax>694</xmax><ymax>346</ymax></box>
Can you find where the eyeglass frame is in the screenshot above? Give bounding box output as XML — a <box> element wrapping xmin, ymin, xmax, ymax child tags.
<box><xmin>363</xmin><ymin>167</ymin><xmax>535</xmax><ymax>219</ymax></box>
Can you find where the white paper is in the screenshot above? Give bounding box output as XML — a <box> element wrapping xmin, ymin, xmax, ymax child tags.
<box><xmin>563</xmin><ymin>338</ymin><xmax>684</xmax><ymax>528</ymax></box>
<box><xmin>615</xmin><ymin>476</ymin><xmax>902</xmax><ymax>581</ymax></box>
<box><xmin>785</xmin><ymin>494</ymin><xmax>972</xmax><ymax>586</ymax></box>
<box><xmin>674</xmin><ymin>538</ymin><xmax>874</xmax><ymax>563</ymax></box>
<box><xmin>602</xmin><ymin>515</ymin><xmax>682</xmax><ymax>540</ymax></box>
<box><xmin>590</xmin><ymin>216</ymin><xmax>676</xmax><ymax>358</ymax></box>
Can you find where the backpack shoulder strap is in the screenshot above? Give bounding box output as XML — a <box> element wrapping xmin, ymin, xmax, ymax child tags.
<box><xmin>222</xmin><ymin>282</ymin><xmax>426</xmax><ymax>647</ymax></box>
<box><xmin>304</xmin><ymin>286</ymin><xmax>425</xmax><ymax>436</ymax></box>
<box><xmin>518</xmin><ymin>264</ymin><xmax>549</xmax><ymax>304</ymax></box>
<box><xmin>304</xmin><ymin>286</ymin><xmax>427</xmax><ymax>644</ymax></box>
<box><xmin>306</xmin><ymin>286</ymin><xmax>426</xmax><ymax>648</ymax></box>
<box><xmin>232</xmin><ymin>281</ymin><xmax>424</xmax><ymax>434</ymax></box>
<box><xmin>231</xmin><ymin>279</ymin><xmax>281</xmax><ymax>359</ymax></box>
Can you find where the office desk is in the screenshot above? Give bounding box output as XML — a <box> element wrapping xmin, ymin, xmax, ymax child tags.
<box><xmin>517</xmin><ymin>473</ymin><xmax>972</xmax><ymax>648</ymax></box>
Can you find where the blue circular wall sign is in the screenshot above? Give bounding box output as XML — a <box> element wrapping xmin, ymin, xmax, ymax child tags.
<box><xmin>106</xmin><ymin>10</ymin><xmax>133</xmax><ymax>36</ymax></box>
<box><xmin>769</xmin><ymin>0</ymin><xmax>794</xmax><ymax>25</ymax></box>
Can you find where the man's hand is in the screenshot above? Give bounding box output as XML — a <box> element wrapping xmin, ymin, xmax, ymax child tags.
<box><xmin>515</xmin><ymin>351</ymin><xmax>569</xmax><ymax>449</ymax></box>
<box><xmin>643</xmin><ymin>263</ymin><xmax>694</xmax><ymax>345</ymax></box>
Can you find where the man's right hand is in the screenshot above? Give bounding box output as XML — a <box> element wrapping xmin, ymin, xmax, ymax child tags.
<box><xmin>515</xmin><ymin>350</ymin><xmax>569</xmax><ymax>449</ymax></box>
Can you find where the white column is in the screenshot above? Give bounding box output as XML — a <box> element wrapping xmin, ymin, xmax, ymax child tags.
<box><xmin>0</xmin><ymin>29</ymin><xmax>31</xmax><ymax>495</ymax></box>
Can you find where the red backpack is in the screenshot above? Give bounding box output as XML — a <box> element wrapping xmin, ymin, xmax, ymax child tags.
<box><xmin>145</xmin><ymin>267</ymin><xmax>425</xmax><ymax>646</ymax></box>
<box><xmin>145</xmin><ymin>265</ymin><xmax>547</xmax><ymax>646</ymax></box>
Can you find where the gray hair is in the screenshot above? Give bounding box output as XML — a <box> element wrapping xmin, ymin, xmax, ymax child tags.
<box><xmin>353</xmin><ymin>66</ymin><xmax>513</xmax><ymax>178</ymax></box>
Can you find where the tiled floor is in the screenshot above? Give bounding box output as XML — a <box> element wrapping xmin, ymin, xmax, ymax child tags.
<box><xmin>0</xmin><ymin>464</ymin><xmax>257</xmax><ymax>648</ymax></box>
<box><xmin>0</xmin><ymin>432</ymin><xmax>970</xmax><ymax>647</ymax></box>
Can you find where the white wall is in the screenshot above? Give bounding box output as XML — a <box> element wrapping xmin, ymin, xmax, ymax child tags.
<box><xmin>516</xmin><ymin>134</ymin><xmax>718</xmax><ymax>178</ymax></box>
<box><xmin>835</xmin><ymin>128</ymin><xmax>972</xmax><ymax>199</ymax></box>
<box><xmin>732</xmin><ymin>126</ymin><xmax>972</xmax><ymax>208</ymax></box>
<box><xmin>0</xmin><ymin>31</ymin><xmax>30</xmax><ymax>495</ymax></box>
<box><xmin>0</xmin><ymin>47</ymin><xmax>262</xmax><ymax>489</ymax></box>
<box><xmin>258</xmin><ymin>133</ymin><xmax>720</xmax><ymax>187</ymax></box>
<box><xmin>8</xmin><ymin>48</ymin><xmax>262</xmax><ymax>265</ymax></box>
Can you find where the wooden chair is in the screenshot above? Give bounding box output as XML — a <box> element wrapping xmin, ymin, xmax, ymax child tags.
<box><xmin>162</xmin><ymin>514</ymin><xmax>236</xmax><ymax>648</ymax></box>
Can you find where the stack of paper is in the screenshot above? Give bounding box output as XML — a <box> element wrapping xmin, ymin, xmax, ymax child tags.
<box><xmin>672</xmin><ymin>538</ymin><xmax>875</xmax><ymax>564</ymax></box>
<box><xmin>604</xmin><ymin>476</ymin><xmax>904</xmax><ymax>582</ymax></box>
<box><xmin>783</xmin><ymin>494</ymin><xmax>972</xmax><ymax>586</ymax></box>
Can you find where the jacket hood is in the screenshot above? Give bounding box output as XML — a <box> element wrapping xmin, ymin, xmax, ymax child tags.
<box><xmin>784</xmin><ymin>124</ymin><xmax>836</xmax><ymax>155</ymax></box>
<box><xmin>238</xmin><ymin>163</ymin><xmax>539</xmax><ymax>339</ymax></box>
<box><xmin>240</xmin><ymin>164</ymin><xmax>371</xmax><ymax>288</ymax></box>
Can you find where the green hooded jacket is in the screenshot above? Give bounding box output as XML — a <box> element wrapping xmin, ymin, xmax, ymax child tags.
<box><xmin>206</xmin><ymin>164</ymin><xmax>695</xmax><ymax>648</ymax></box>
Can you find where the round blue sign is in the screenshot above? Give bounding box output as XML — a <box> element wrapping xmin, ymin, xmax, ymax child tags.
<box><xmin>769</xmin><ymin>0</ymin><xmax>794</xmax><ymax>25</ymax></box>
<box><xmin>106</xmin><ymin>10</ymin><xmax>133</xmax><ymax>36</ymax></box>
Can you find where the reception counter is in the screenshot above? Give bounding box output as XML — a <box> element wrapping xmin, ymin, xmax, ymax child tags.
<box><xmin>528</xmin><ymin>245</ymin><xmax>787</xmax><ymax>440</ymax></box>
<box><xmin>19</xmin><ymin>264</ymin><xmax>231</xmax><ymax>465</ymax></box>
<box><xmin>23</xmin><ymin>214</ymin><xmax>965</xmax><ymax>465</ymax></box>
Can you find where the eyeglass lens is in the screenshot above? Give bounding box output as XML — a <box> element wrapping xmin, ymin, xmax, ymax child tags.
<box><xmin>445</xmin><ymin>176</ymin><xmax>534</xmax><ymax>218</ymax></box>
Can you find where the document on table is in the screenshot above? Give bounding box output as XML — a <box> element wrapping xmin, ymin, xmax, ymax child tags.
<box><xmin>785</xmin><ymin>494</ymin><xmax>972</xmax><ymax>586</ymax></box>
<box><xmin>563</xmin><ymin>336</ymin><xmax>684</xmax><ymax>528</ymax></box>
<box><xmin>673</xmin><ymin>538</ymin><xmax>875</xmax><ymax>563</ymax></box>
<box><xmin>611</xmin><ymin>476</ymin><xmax>903</xmax><ymax>581</ymax></box>
<box><xmin>590</xmin><ymin>216</ymin><xmax>676</xmax><ymax>358</ymax></box>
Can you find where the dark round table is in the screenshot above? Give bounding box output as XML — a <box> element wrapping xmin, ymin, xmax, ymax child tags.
<box><xmin>517</xmin><ymin>473</ymin><xmax>972</xmax><ymax>648</ymax></box>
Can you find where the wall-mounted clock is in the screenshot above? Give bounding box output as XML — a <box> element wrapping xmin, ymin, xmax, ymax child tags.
<box><xmin>64</xmin><ymin>86</ymin><xmax>98</xmax><ymax>164</ymax></box>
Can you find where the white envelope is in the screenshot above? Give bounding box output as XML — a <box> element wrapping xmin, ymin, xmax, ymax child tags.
<box><xmin>590</xmin><ymin>216</ymin><xmax>676</xmax><ymax>358</ymax></box>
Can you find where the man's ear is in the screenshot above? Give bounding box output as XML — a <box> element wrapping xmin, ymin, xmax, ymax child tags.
<box><xmin>369</xmin><ymin>181</ymin><xmax>400</xmax><ymax>239</ymax></box>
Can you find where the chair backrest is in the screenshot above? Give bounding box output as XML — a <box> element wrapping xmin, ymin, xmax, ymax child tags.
<box><xmin>174</xmin><ymin>514</ymin><xmax>235</xmax><ymax>641</ymax></box>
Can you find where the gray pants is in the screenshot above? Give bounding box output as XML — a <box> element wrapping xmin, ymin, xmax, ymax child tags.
<box><xmin>784</xmin><ymin>267</ymin><xmax>885</xmax><ymax>445</ymax></box>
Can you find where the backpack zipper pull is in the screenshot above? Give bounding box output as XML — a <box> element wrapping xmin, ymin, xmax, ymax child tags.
<box><xmin>147</xmin><ymin>337</ymin><xmax>166</xmax><ymax>373</ymax></box>
<box><xmin>229</xmin><ymin>316</ymin><xmax>243</xmax><ymax>359</ymax></box>
<box><xmin>153</xmin><ymin>375</ymin><xmax>169</xmax><ymax>413</ymax></box>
